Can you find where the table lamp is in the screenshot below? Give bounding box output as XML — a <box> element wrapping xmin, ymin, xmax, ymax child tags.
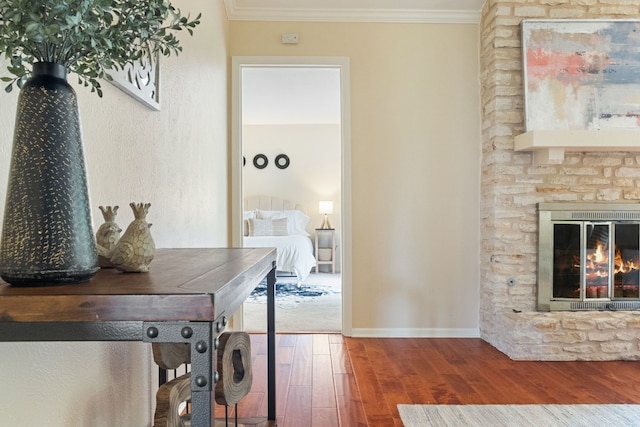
<box><xmin>319</xmin><ymin>200</ymin><xmax>333</xmax><ymax>229</ymax></box>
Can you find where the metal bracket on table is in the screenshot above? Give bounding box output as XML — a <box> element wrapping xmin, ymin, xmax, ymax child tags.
<box><xmin>143</xmin><ymin>316</ymin><xmax>227</xmax><ymax>426</ymax></box>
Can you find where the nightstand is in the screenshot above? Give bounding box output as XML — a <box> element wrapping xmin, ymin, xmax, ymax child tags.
<box><xmin>315</xmin><ymin>228</ymin><xmax>336</xmax><ymax>274</ymax></box>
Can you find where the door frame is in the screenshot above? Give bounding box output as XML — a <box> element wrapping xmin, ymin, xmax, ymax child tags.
<box><xmin>231</xmin><ymin>56</ymin><xmax>352</xmax><ymax>335</ymax></box>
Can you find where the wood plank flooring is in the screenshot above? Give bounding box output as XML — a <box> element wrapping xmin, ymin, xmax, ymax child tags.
<box><xmin>218</xmin><ymin>334</ymin><xmax>640</xmax><ymax>426</ymax></box>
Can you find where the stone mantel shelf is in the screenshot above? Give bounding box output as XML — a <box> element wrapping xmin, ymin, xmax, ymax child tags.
<box><xmin>514</xmin><ymin>130</ymin><xmax>640</xmax><ymax>165</ymax></box>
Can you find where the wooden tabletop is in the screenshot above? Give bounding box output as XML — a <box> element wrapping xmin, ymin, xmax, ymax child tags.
<box><xmin>0</xmin><ymin>248</ymin><xmax>276</xmax><ymax>323</ymax></box>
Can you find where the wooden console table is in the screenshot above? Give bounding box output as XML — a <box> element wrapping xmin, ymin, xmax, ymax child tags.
<box><xmin>0</xmin><ymin>248</ymin><xmax>277</xmax><ymax>427</ymax></box>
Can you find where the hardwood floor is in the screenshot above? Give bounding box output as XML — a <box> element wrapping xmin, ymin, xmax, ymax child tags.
<box><xmin>219</xmin><ymin>334</ymin><xmax>640</xmax><ymax>426</ymax></box>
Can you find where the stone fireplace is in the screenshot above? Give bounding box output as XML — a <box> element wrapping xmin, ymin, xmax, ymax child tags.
<box><xmin>480</xmin><ymin>1</ymin><xmax>640</xmax><ymax>361</ymax></box>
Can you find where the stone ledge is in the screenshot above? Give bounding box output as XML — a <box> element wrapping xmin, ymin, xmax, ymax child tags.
<box><xmin>515</xmin><ymin>130</ymin><xmax>640</xmax><ymax>164</ymax></box>
<box><xmin>493</xmin><ymin>311</ymin><xmax>640</xmax><ymax>360</ymax></box>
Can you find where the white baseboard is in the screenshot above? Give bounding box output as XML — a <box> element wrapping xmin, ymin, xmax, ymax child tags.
<box><xmin>349</xmin><ymin>328</ymin><xmax>480</xmax><ymax>338</ymax></box>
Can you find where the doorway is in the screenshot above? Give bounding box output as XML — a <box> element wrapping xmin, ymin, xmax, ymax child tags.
<box><xmin>231</xmin><ymin>57</ymin><xmax>352</xmax><ymax>335</ymax></box>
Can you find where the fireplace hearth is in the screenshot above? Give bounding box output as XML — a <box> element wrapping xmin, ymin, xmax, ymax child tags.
<box><xmin>538</xmin><ymin>203</ymin><xmax>640</xmax><ymax>311</ymax></box>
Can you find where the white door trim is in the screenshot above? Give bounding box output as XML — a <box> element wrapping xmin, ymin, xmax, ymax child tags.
<box><xmin>231</xmin><ymin>56</ymin><xmax>352</xmax><ymax>336</ymax></box>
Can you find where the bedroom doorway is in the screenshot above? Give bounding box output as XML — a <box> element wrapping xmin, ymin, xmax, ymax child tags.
<box><xmin>231</xmin><ymin>57</ymin><xmax>352</xmax><ymax>335</ymax></box>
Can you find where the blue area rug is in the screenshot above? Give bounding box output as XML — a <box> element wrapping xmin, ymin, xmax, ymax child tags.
<box><xmin>248</xmin><ymin>281</ymin><xmax>337</xmax><ymax>309</ymax></box>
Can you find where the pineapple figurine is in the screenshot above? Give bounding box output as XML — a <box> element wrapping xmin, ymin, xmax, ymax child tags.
<box><xmin>95</xmin><ymin>205</ymin><xmax>122</xmax><ymax>268</ymax></box>
<box><xmin>109</xmin><ymin>202</ymin><xmax>155</xmax><ymax>273</ymax></box>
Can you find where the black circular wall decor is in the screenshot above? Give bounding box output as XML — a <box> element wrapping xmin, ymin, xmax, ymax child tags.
<box><xmin>275</xmin><ymin>154</ymin><xmax>290</xmax><ymax>169</ymax></box>
<box><xmin>253</xmin><ymin>154</ymin><xmax>268</xmax><ymax>169</ymax></box>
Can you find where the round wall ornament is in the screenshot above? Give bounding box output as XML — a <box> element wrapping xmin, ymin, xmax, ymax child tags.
<box><xmin>253</xmin><ymin>154</ymin><xmax>268</xmax><ymax>169</ymax></box>
<box><xmin>275</xmin><ymin>154</ymin><xmax>290</xmax><ymax>169</ymax></box>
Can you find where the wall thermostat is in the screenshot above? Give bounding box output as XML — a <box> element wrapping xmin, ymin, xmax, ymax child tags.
<box><xmin>282</xmin><ymin>33</ymin><xmax>299</xmax><ymax>44</ymax></box>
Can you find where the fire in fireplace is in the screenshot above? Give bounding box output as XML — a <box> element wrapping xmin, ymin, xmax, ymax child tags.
<box><xmin>538</xmin><ymin>203</ymin><xmax>640</xmax><ymax>311</ymax></box>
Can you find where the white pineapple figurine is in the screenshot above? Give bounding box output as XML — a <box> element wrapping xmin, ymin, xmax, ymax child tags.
<box><xmin>109</xmin><ymin>202</ymin><xmax>155</xmax><ymax>273</ymax></box>
<box><xmin>96</xmin><ymin>205</ymin><xmax>122</xmax><ymax>268</ymax></box>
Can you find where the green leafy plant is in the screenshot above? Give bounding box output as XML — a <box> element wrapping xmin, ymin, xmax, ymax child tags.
<box><xmin>0</xmin><ymin>0</ymin><xmax>201</xmax><ymax>96</ymax></box>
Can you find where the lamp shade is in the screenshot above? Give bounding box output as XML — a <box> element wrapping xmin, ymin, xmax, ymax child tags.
<box><xmin>319</xmin><ymin>201</ymin><xmax>333</xmax><ymax>215</ymax></box>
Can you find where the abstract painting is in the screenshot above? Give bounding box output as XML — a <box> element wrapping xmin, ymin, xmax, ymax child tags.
<box><xmin>522</xmin><ymin>19</ymin><xmax>640</xmax><ymax>131</ymax></box>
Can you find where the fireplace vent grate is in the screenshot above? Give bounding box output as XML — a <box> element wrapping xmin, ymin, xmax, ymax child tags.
<box><xmin>570</xmin><ymin>301</ymin><xmax>640</xmax><ymax>311</ymax></box>
<box><xmin>571</xmin><ymin>211</ymin><xmax>640</xmax><ymax>220</ymax></box>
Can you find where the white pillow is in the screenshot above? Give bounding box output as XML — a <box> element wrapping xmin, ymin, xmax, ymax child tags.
<box><xmin>243</xmin><ymin>210</ymin><xmax>256</xmax><ymax>236</ymax></box>
<box><xmin>248</xmin><ymin>218</ymin><xmax>289</xmax><ymax>236</ymax></box>
<box><xmin>257</xmin><ymin>209</ymin><xmax>310</xmax><ymax>236</ymax></box>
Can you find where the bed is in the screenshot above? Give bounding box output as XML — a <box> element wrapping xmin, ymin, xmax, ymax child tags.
<box><xmin>243</xmin><ymin>196</ymin><xmax>317</xmax><ymax>283</ymax></box>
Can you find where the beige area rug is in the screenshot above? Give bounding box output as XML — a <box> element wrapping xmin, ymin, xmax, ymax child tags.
<box><xmin>398</xmin><ymin>404</ymin><xmax>640</xmax><ymax>427</ymax></box>
<box><xmin>243</xmin><ymin>273</ymin><xmax>341</xmax><ymax>333</ymax></box>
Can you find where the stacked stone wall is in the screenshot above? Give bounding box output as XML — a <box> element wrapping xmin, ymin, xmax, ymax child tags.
<box><xmin>480</xmin><ymin>0</ymin><xmax>640</xmax><ymax>360</ymax></box>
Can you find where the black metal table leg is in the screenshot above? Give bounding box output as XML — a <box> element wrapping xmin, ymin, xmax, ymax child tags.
<box><xmin>144</xmin><ymin>321</ymin><xmax>214</xmax><ymax>426</ymax></box>
<box><xmin>267</xmin><ymin>265</ymin><xmax>277</xmax><ymax>422</ymax></box>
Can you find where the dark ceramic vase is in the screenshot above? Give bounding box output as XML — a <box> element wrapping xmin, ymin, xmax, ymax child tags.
<box><xmin>0</xmin><ymin>62</ymin><xmax>98</xmax><ymax>286</ymax></box>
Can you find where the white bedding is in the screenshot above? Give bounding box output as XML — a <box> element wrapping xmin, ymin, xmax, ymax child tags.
<box><xmin>243</xmin><ymin>234</ymin><xmax>316</xmax><ymax>283</ymax></box>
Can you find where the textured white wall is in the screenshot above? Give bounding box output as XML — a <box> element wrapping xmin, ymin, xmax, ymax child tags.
<box><xmin>0</xmin><ymin>0</ymin><xmax>229</xmax><ymax>424</ymax></box>
<box><xmin>82</xmin><ymin>1</ymin><xmax>229</xmax><ymax>249</ymax></box>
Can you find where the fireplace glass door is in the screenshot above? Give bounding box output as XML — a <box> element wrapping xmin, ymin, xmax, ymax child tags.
<box><xmin>552</xmin><ymin>221</ymin><xmax>640</xmax><ymax>301</ymax></box>
<box><xmin>538</xmin><ymin>203</ymin><xmax>640</xmax><ymax>311</ymax></box>
<box><xmin>613</xmin><ymin>223</ymin><xmax>640</xmax><ymax>299</ymax></box>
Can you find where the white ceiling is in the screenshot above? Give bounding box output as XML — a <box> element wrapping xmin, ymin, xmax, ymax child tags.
<box><xmin>242</xmin><ymin>67</ymin><xmax>342</xmax><ymax>125</ymax></box>
<box><xmin>225</xmin><ymin>0</ymin><xmax>486</xmax><ymax>23</ymax></box>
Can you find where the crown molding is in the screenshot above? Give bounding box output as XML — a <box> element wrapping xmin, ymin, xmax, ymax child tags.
<box><xmin>223</xmin><ymin>0</ymin><xmax>481</xmax><ymax>24</ymax></box>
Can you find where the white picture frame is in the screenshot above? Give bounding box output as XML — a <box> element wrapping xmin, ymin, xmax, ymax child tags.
<box><xmin>108</xmin><ymin>51</ymin><xmax>160</xmax><ymax>111</ymax></box>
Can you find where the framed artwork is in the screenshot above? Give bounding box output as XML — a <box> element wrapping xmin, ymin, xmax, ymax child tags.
<box><xmin>108</xmin><ymin>51</ymin><xmax>160</xmax><ymax>111</ymax></box>
<box><xmin>522</xmin><ymin>19</ymin><xmax>640</xmax><ymax>131</ymax></box>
